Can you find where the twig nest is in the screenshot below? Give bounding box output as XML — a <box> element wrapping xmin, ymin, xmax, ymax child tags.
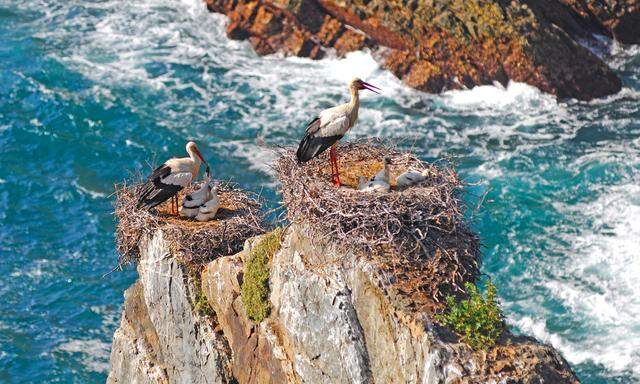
<box><xmin>275</xmin><ymin>140</ymin><xmax>479</xmax><ymax>309</ymax></box>
<box><xmin>114</xmin><ymin>180</ymin><xmax>264</xmax><ymax>268</ymax></box>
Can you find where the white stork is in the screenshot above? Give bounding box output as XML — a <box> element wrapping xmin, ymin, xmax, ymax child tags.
<box><xmin>296</xmin><ymin>77</ymin><xmax>380</xmax><ymax>186</ymax></box>
<box><xmin>358</xmin><ymin>157</ymin><xmax>391</xmax><ymax>192</ymax></box>
<box><xmin>180</xmin><ymin>178</ymin><xmax>214</xmax><ymax>218</ymax></box>
<box><xmin>195</xmin><ymin>186</ymin><xmax>220</xmax><ymax>222</ymax></box>
<box><xmin>137</xmin><ymin>141</ymin><xmax>207</xmax><ymax>215</ymax></box>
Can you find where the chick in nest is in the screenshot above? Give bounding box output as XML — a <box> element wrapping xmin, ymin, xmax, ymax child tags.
<box><xmin>395</xmin><ymin>169</ymin><xmax>429</xmax><ymax>189</ymax></box>
<box><xmin>358</xmin><ymin>157</ymin><xmax>391</xmax><ymax>193</ymax></box>
<box><xmin>180</xmin><ymin>179</ymin><xmax>214</xmax><ymax>218</ymax></box>
<box><xmin>195</xmin><ymin>185</ymin><xmax>220</xmax><ymax>222</ymax></box>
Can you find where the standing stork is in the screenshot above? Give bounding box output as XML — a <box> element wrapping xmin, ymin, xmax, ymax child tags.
<box><xmin>136</xmin><ymin>141</ymin><xmax>208</xmax><ymax>216</ymax></box>
<box><xmin>296</xmin><ymin>77</ymin><xmax>380</xmax><ymax>186</ymax></box>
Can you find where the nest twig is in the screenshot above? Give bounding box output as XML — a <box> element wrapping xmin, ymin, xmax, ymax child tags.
<box><xmin>274</xmin><ymin>139</ymin><xmax>479</xmax><ymax>311</ymax></box>
<box><xmin>114</xmin><ymin>179</ymin><xmax>265</xmax><ymax>269</ymax></box>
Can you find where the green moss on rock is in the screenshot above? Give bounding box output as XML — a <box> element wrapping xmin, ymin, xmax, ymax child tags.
<box><xmin>241</xmin><ymin>228</ymin><xmax>283</xmax><ymax>322</ymax></box>
<box><xmin>188</xmin><ymin>267</ymin><xmax>215</xmax><ymax>317</ymax></box>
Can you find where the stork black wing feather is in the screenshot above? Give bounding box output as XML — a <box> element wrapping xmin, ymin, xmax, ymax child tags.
<box><xmin>136</xmin><ymin>164</ymin><xmax>182</xmax><ymax>210</ymax></box>
<box><xmin>147</xmin><ymin>164</ymin><xmax>172</xmax><ymax>182</ymax></box>
<box><xmin>296</xmin><ymin>117</ymin><xmax>343</xmax><ymax>163</ymax></box>
<box><xmin>137</xmin><ymin>184</ymin><xmax>182</xmax><ymax>210</ymax></box>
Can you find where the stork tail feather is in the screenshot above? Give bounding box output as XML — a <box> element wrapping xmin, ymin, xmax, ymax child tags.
<box><xmin>296</xmin><ymin>134</ymin><xmax>343</xmax><ymax>163</ymax></box>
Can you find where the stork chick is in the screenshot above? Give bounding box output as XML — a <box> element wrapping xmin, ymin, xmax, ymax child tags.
<box><xmin>180</xmin><ymin>179</ymin><xmax>214</xmax><ymax>218</ymax></box>
<box><xmin>396</xmin><ymin>169</ymin><xmax>428</xmax><ymax>189</ymax></box>
<box><xmin>358</xmin><ymin>176</ymin><xmax>369</xmax><ymax>191</ymax></box>
<box><xmin>195</xmin><ymin>186</ymin><xmax>220</xmax><ymax>222</ymax></box>
<box><xmin>137</xmin><ymin>141</ymin><xmax>207</xmax><ymax>216</ymax></box>
<box><xmin>358</xmin><ymin>157</ymin><xmax>391</xmax><ymax>193</ymax></box>
<box><xmin>296</xmin><ymin>77</ymin><xmax>381</xmax><ymax>186</ymax></box>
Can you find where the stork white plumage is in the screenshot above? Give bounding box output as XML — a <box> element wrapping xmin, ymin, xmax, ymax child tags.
<box><xmin>395</xmin><ymin>169</ymin><xmax>427</xmax><ymax>189</ymax></box>
<box><xmin>195</xmin><ymin>186</ymin><xmax>220</xmax><ymax>222</ymax></box>
<box><xmin>137</xmin><ymin>141</ymin><xmax>207</xmax><ymax>216</ymax></box>
<box><xmin>358</xmin><ymin>157</ymin><xmax>391</xmax><ymax>193</ymax></box>
<box><xmin>296</xmin><ymin>77</ymin><xmax>380</xmax><ymax>186</ymax></box>
<box><xmin>180</xmin><ymin>179</ymin><xmax>214</xmax><ymax>218</ymax></box>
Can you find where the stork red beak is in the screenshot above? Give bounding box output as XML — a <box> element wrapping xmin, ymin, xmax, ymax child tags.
<box><xmin>194</xmin><ymin>148</ymin><xmax>207</xmax><ymax>165</ymax></box>
<box><xmin>361</xmin><ymin>81</ymin><xmax>381</xmax><ymax>94</ymax></box>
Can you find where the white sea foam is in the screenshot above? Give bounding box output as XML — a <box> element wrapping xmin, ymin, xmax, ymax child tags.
<box><xmin>507</xmin><ymin>183</ymin><xmax>640</xmax><ymax>378</ymax></box>
<box><xmin>56</xmin><ymin>338</ymin><xmax>111</xmax><ymax>373</ymax></box>
<box><xmin>72</xmin><ymin>180</ymin><xmax>107</xmax><ymax>199</ymax></box>
<box><xmin>442</xmin><ymin>81</ymin><xmax>557</xmax><ymax>111</ymax></box>
<box><xmin>9</xmin><ymin>258</ymin><xmax>63</xmax><ymax>281</ymax></box>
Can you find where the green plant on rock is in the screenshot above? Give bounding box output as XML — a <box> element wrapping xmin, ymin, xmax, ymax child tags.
<box><xmin>189</xmin><ymin>267</ymin><xmax>214</xmax><ymax>317</ymax></box>
<box><xmin>194</xmin><ymin>289</ymin><xmax>214</xmax><ymax>317</ymax></box>
<box><xmin>241</xmin><ymin>228</ymin><xmax>283</xmax><ymax>322</ymax></box>
<box><xmin>436</xmin><ymin>280</ymin><xmax>504</xmax><ymax>350</ymax></box>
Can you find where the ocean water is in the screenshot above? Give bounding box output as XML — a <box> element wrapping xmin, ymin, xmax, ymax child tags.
<box><xmin>0</xmin><ymin>0</ymin><xmax>638</xmax><ymax>382</ymax></box>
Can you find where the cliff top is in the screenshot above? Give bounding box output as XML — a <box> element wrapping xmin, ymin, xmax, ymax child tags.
<box><xmin>275</xmin><ymin>140</ymin><xmax>479</xmax><ymax>312</ymax></box>
<box><xmin>114</xmin><ymin>180</ymin><xmax>264</xmax><ymax>268</ymax></box>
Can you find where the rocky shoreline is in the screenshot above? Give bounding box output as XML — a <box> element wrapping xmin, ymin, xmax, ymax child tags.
<box><xmin>204</xmin><ymin>0</ymin><xmax>638</xmax><ymax>100</ymax></box>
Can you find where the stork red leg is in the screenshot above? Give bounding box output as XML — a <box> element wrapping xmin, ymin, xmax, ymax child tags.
<box><xmin>329</xmin><ymin>150</ymin><xmax>336</xmax><ymax>181</ymax></box>
<box><xmin>173</xmin><ymin>195</ymin><xmax>178</xmax><ymax>216</ymax></box>
<box><xmin>329</xmin><ymin>146</ymin><xmax>341</xmax><ymax>186</ymax></box>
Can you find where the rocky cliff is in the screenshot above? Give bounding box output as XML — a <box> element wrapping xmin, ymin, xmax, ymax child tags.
<box><xmin>203</xmin><ymin>0</ymin><xmax>636</xmax><ymax>100</ymax></box>
<box><xmin>108</xmin><ymin>225</ymin><xmax>578</xmax><ymax>383</ymax></box>
<box><xmin>109</xmin><ymin>144</ymin><xmax>579</xmax><ymax>383</ymax></box>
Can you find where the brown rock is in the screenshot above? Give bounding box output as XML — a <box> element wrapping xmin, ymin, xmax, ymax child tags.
<box><xmin>205</xmin><ymin>0</ymin><xmax>625</xmax><ymax>100</ymax></box>
<box><xmin>201</xmin><ymin>239</ymin><xmax>299</xmax><ymax>384</ymax></box>
<box><xmin>555</xmin><ymin>0</ymin><xmax>640</xmax><ymax>44</ymax></box>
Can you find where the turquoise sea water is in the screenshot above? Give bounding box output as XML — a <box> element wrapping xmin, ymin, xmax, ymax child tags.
<box><xmin>0</xmin><ymin>0</ymin><xmax>638</xmax><ymax>382</ymax></box>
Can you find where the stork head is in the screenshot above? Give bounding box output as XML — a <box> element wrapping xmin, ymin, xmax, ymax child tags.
<box><xmin>186</xmin><ymin>141</ymin><xmax>207</xmax><ymax>165</ymax></box>
<box><xmin>350</xmin><ymin>77</ymin><xmax>381</xmax><ymax>94</ymax></box>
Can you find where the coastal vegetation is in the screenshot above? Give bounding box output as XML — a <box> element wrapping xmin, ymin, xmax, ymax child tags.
<box><xmin>241</xmin><ymin>228</ymin><xmax>283</xmax><ymax>322</ymax></box>
<box><xmin>437</xmin><ymin>280</ymin><xmax>505</xmax><ymax>350</ymax></box>
<box><xmin>188</xmin><ymin>267</ymin><xmax>215</xmax><ymax>317</ymax></box>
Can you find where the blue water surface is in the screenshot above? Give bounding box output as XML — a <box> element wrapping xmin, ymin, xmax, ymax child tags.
<box><xmin>1</xmin><ymin>0</ymin><xmax>639</xmax><ymax>383</ymax></box>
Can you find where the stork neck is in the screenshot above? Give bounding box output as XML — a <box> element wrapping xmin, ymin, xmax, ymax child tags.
<box><xmin>348</xmin><ymin>87</ymin><xmax>360</xmax><ymax>108</ymax></box>
<box><xmin>187</xmin><ymin>148</ymin><xmax>202</xmax><ymax>166</ymax></box>
<box><xmin>348</xmin><ymin>87</ymin><xmax>360</xmax><ymax>126</ymax></box>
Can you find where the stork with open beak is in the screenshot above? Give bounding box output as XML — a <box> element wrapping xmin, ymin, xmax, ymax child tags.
<box><xmin>136</xmin><ymin>141</ymin><xmax>208</xmax><ymax>216</ymax></box>
<box><xmin>296</xmin><ymin>77</ymin><xmax>381</xmax><ymax>186</ymax></box>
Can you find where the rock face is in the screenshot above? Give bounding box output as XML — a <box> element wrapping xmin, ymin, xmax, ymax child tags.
<box><xmin>107</xmin><ymin>231</ymin><xmax>234</xmax><ymax>384</ymax></box>
<box><xmin>203</xmin><ymin>0</ymin><xmax>631</xmax><ymax>100</ymax></box>
<box><xmin>108</xmin><ymin>225</ymin><xmax>579</xmax><ymax>383</ymax></box>
<box><xmin>555</xmin><ymin>0</ymin><xmax>640</xmax><ymax>44</ymax></box>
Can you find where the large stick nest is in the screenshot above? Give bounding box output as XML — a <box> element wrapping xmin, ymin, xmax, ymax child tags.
<box><xmin>114</xmin><ymin>180</ymin><xmax>265</xmax><ymax>269</ymax></box>
<box><xmin>275</xmin><ymin>140</ymin><xmax>479</xmax><ymax>311</ymax></box>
